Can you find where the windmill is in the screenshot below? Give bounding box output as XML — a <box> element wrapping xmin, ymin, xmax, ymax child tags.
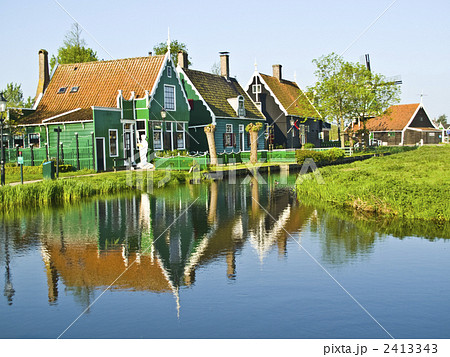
<box><xmin>360</xmin><ymin>54</ymin><xmax>403</xmax><ymax>85</ymax></box>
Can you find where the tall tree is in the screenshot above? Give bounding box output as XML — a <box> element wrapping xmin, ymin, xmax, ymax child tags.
<box><xmin>435</xmin><ymin>114</ymin><xmax>448</xmax><ymax>127</ymax></box>
<box><xmin>347</xmin><ymin>63</ymin><xmax>401</xmax><ymax>147</ymax></box>
<box><xmin>153</xmin><ymin>40</ymin><xmax>191</xmax><ymax>67</ymax></box>
<box><xmin>2</xmin><ymin>83</ymin><xmax>33</xmax><ymax>108</ymax></box>
<box><xmin>50</xmin><ymin>23</ymin><xmax>98</xmax><ymax>71</ymax></box>
<box><xmin>310</xmin><ymin>53</ymin><xmax>400</xmax><ymax>147</ymax></box>
<box><xmin>211</xmin><ymin>62</ymin><xmax>220</xmax><ymax>75</ymax></box>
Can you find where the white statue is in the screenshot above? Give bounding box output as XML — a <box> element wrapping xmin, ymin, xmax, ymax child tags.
<box><xmin>137</xmin><ymin>135</ymin><xmax>154</xmax><ymax>169</ymax></box>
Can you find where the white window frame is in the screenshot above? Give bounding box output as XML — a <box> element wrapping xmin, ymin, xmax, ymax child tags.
<box><xmin>136</xmin><ymin>120</ymin><xmax>147</xmax><ymax>141</ymax></box>
<box><xmin>2</xmin><ymin>134</ymin><xmax>9</xmax><ymax>149</ymax></box>
<box><xmin>167</xmin><ymin>65</ymin><xmax>172</xmax><ymax>78</ymax></box>
<box><xmin>252</xmin><ymin>84</ymin><xmax>261</xmax><ymax>94</ymax></box>
<box><xmin>176</xmin><ymin>123</ymin><xmax>186</xmax><ymax>150</ymax></box>
<box><xmin>109</xmin><ymin>129</ymin><xmax>119</xmax><ymax>157</ymax></box>
<box><xmin>176</xmin><ymin>122</ymin><xmax>184</xmax><ymax>132</ymax></box>
<box><xmin>239</xmin><ymin>124</ymin><xmax>244</xmax><ymax>133</ymax></box>
<box><xmin>237</xmin><ymin>95</ymin><xmax>245</xmax><ymax>117</ymax></box>
<box><xmin>28</xmin><ymin>133</ymin><xmax>40</xmax><ymax>148</ymax></box>
<box><xmin>164</xmin><ymin>84</ymin><xmax>176</xmax><ymax>111</ymax></box>
<box><xmin>226</xmin><ymin>124</ymin><xmax>233</xmax><ymax>133</ymax></box>
<box><xmin>153</xmin><ymin>121</ymin><xmax>163</xmax><ymax>151</ymax></box>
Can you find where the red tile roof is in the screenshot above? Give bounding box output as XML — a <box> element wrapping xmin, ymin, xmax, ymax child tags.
<box><xmin>24</xmin><ymin>55</ymin><xmax>166</xmax><ymax>124</ymax></box>
<box><xmin>260</xmin><ymin>73</ymin><xmax>320</xmax><ymax>118</ymax></box>
<box><xmin>352</xmin><ymin>103</ymin><xmax>421</xmax><ymax>131</ymax></box>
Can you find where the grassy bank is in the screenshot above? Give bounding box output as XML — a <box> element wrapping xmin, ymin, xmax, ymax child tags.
<box><xmin>0</xmin><ymin>170</ymin><xmax>191</xmax><ymax>211</ymax></box>
<box><xmin>296</xmin><ymin>145</ymin><xmax>450</xmax><ymax>222</ymax></box>
<box><xmin>3</xmin><ymin>166</ymin><xmax>96</xmax><ymax>184</ymax></box>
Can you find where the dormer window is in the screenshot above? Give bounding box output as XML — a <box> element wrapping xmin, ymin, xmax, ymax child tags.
<box><xmin>238</xmin><ymin>95</ymin><xmax>245</xmax><ymax>117</ymax></box>
<box><xmin>57</xmin><ymin>87</ymin><xmax>67</xmax><ymax>94</ymax></box>
<box><xmin>70</xmin><ymin>86</ymin><xmax>79</xmax><ymax>93</ymax></box>
<box><xmin>167</xmin><ymin>66</ymin><xmax>172</xmax><ymax>78</ymax></box>
<box><xmin>252</xmin><ymin>84</ymin><xmax>261</xmax><ymax>94</ymax></box>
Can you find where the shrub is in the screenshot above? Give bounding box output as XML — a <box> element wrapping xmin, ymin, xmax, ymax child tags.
<box><xmin>303</xmin><ymin>143</ymin><xmax>315</xmax><ymax>149</ymax></box>
<box><xmin>295</xmin><ymin>150</ymin><xmax>324</xmax><ymax>165</ymax></box>
<box><xmin>324</xmin><ymin>148</ymin><xmax>345</xmax><ymax>162</ymax></box>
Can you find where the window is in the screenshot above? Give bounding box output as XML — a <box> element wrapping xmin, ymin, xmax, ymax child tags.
<box><xmin>136</xmin><ymin>120</ymin><xmax>146</xmax><ymax>142</ymax></box>
<box><xmin>1</xmin><ymin>134</ymin><xmax>9</xmax><ymax>149</ymax></box>
<box><xmin>239</xmin><ymin>124</ymin><xmax>244</xmax><ymax>133</ymax></box>
<box><xmin>109</xmin><ymin>129</ymin><xmax>118</xmax><ymax>157</ymax></box>
<box><xmin>224</xmin><ymin>133</ymin><xmax>235</xmax><ymax>147</ymax></box>
<box><xmin>388</xmin><ymin>132</ymin><xmax>396</xmax><ymax>137</ymax></box>
<box><xmin>429</xmin><ymin>132</ymin><xmax>435</xmax><ymax>137</ymax></box>
<box><xmin>167</xmin><ymin>66</ymin><xmax>172</xmax><ymax>78</ymax></box>
<box><xmin>153</xmin><ymin>122</ymin><xmax>163</xmax><ymax>150</ymax></box>
<box><xmin>28</xmin><ymin>133</ymin><xmax>40</xmax><ymax>148</ymax></box>
<box><xmin>226</xmin><ymin>124</ymin><xmax>233</xmax><ymax>133</ymax></box>
<box><xmin>166</xmin><ymin>122</ymin><xmax>172</xmax><ymax>132</ymax></box>
<box><xmin>176</xmin><ymin>123</ymin><xmax>184</xmax><ymax>132</ymax></box>
<box><xmin>70</xmin><ymin>86</ymin><xmax>79</xmax><ymax>93</ymax></box>
<box><xmin>14</xmin><ymin>135</ymin><xmax>24</xmax><ymax>148</ymax></box>
<box><xmin>57</xmin><ymin>87</ymin><xmax>67</xmax><ymax>94</ymax></box>
<box><xmin>164</xmin><ymin>85</ymin><xmax>175</xmax><ymax>110</ymax></box>
<box><xmin>252</xmin><ymin>84</ymin><xmax>261</xmax><ymax>94</ymax></box>
<box><xmin>238</xmin><ymin>96</ymin><xmax>245</xmax><ymax>117</ymax></box>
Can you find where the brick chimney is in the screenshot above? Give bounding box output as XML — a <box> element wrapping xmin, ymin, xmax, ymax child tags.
<box><xmin>35</xmin><ymin>49</ymin><xmax>50</xmax><ymax>100</ymax></box>
<box><xmin>178</xmin><ymin>50</ymin><xmax>189</xmax><ymax>69</ymax></box>
<box><xmin>220</xmin><ymin>52</ymin><xmax>230</xmax><ymax>79</ymax></box>
<box><xmin>272</xmin><ymin>64</ymin><xmax>282</xmax><ymax>81</ymax></box>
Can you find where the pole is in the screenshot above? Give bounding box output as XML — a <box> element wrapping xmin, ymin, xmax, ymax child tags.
<box><xmin>91</xmin><ymin>132</ymin><xmax>95</xmax><ymax>171</ymax></box>
<box><xmin>0</xmin><ymin>120</ymin><xmax>4</xmax><ymax>186</ymax></box>
<box><xmin>30</xmin><ymin>144</ymin><xmax>34</xmax><ymax>166</ymax></box>
<box><xmin>75</xmin><ymin>133</ymin><xmax>80</xmax><ymax>170</ymax></box>
<box><xmin>56</xmin><ymin>127</ymin><xmax>60</xmax><ymax>178</ymax></box>
<box><xmin>20</xmin><ymin>162</ymin><xmax>23</xmax><ymax>185</ymax></box>
<box><xmin>45</xmin><ymin>143</ymin><xmax>49</xmax><ymax>162</ymax></box>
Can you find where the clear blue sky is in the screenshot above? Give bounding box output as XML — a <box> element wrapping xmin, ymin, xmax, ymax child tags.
<box><xmin>2</xmin><ymin>0</ymin><xmax>449</xmax><ymax>120</ymax></box>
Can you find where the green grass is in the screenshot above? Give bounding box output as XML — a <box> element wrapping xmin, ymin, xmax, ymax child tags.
<box><xmin>296</xmin><ymin>145</ymin><xmax>450</xmax><ymax>222</ymax></box>
<box><xmin>3</xmin><ymin>166</ymin><xmax>97</xmax><ymax>184</ymax></box>
<box><xmin>0</xmin><ymin>170</ymin><xmax>191</xmax><ymax>211</ymax></box>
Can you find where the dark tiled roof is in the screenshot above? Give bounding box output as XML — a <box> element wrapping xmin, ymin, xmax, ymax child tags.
<box><xmin>20</xmin><ymin>108</ymin><xmax>93</xmax><ymax>125</ymax></box>
<box><xmin>24</xmin><ymin>55</ymin><xmax>166</xmax><ymax>124</ymax></box>
<box><xmin>260</xmin><ymin>73</ymin><xmax>319</xmax><ymax>118</ymax></box>
<box><xmin>182</xmin><ymin>68</ymin><xmax>264</xmax><ymax>120</ymax></box>
<box><xmin>351</xmin><ymin>103</ymin><xmax>421</xmax><ymax>131</ymax></box>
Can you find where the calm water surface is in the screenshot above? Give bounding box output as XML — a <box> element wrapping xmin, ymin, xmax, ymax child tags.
<box><xmin>1</xmin><ymin>174</ymin><xmax>449</xmax><ymax>339</ymax></box>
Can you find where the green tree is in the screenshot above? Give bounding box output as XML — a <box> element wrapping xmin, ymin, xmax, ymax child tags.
<box><xmin>346</xmin><ymin>63</ymin><xmax>401</xmax><ymax>147</ymax></box>
<box><xmin>2</xmin><ymin>83</ymin><xmax>33</xmax><ymax>108</ymax></box>
<box><xmin>153</xmin><ymin>40</ymin><xmax>191</xmax><ymax>66</ymax></box>
<box><xmin>435</xmin><ymin>114</ymin><xmax>448</xmax><ymax>127</ymax></box>
<box><xmin>211</xmin><ymin>62</ymin><xmax>220</xmax><ymax>75</ymax></box>
<box><xmin>310</xmin><ymin>53</ymin><xmax>400</xmax><ymax>147</ymax></box>
<box><xmin>50</xmin><ymin>23</ymin><xmax>98</xmax><ymax>71</ymax></box>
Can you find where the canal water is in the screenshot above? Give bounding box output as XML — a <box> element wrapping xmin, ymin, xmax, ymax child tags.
<box><xmin>0</xmin><ymin>173</ymin><xmax>449</xmax><ymax>339</ymax></box>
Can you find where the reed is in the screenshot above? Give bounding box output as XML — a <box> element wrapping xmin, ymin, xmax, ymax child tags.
<box><xmin>0</xmin><ymin>170</ymin><xmax>191</xmax><ymax>211</ymax></box>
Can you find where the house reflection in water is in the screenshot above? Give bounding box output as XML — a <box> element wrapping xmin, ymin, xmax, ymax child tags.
<box><xmin>38</xmin><ymin>177</ymin><xmax>314</xmax><ymax>312</ymax></box>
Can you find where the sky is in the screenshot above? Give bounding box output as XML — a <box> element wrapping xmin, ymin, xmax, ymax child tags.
<box><xmin>2</xmin><ymin>0</ymin><xmax>449</xmax><ymax>120</ymax></box>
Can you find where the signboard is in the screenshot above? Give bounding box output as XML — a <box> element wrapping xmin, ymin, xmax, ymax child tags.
<box><xmin>18</xmin><ymin>157</ymin><xmax>24</xmax><ymax>165</ymax></box>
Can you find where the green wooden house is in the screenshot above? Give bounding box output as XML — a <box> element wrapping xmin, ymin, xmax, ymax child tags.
<box><xmin>11</xmin><ymin>48</ymin><xmax>190</xmax><ymax>171</ymax></box>
<box><xmin>176</xmin><ymin>51</ymin><xmax>265</xmax><ymax>154</ymax></box>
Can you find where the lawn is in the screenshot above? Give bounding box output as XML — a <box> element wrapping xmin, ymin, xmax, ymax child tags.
<box><xmin>296</xmin><ymin>145</ymin><xmax>450</xmax><ymax>221</ymax></box>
